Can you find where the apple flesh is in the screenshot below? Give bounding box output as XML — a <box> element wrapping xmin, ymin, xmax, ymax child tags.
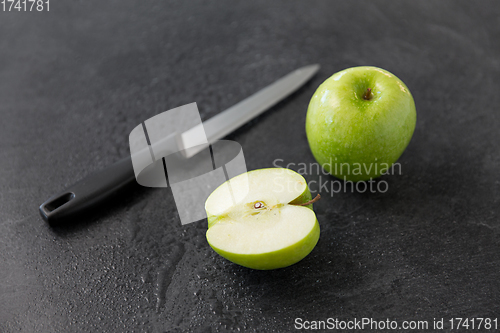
<box><xmin>205</xmin><ymin>168</ymin><xmax>320</xmax><ymax>270</ymax></box>
<box><xmin>306</xmin><ymin>66</ymin><xmax>416</xmax><ymax>181</ymax></box>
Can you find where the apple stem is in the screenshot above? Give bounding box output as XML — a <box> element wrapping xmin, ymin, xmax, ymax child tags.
<box><xmin>293</xmin><ymin>194</ymin><xmax>321</xmax><ymax>206</ymax></box>
<box><xmin>364</xmin><ymin>88</ymin><xmax>372</xmax><ymax>100</ymax></box>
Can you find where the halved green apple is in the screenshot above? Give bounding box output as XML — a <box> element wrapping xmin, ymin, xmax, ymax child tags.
<box><xmin>205</xmin><ymin>168</ymin><xmax>320</xmax><ymax>270</ymax></box>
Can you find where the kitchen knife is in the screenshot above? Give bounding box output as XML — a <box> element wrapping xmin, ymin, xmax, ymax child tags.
<box><xmin>39</xmin><ymin>64</ymin><xmax>320</xmax><ymax>225</ymax></box>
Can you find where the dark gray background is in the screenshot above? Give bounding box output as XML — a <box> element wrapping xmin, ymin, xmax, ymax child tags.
<box><xmin>1</xmin><ymin>1</ymin><xmax>499</xmax><ymax>332</ymax></box>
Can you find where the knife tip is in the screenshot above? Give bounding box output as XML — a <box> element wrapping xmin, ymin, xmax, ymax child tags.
<box><xmin>297</xmin><ymin>64</ymin><xmax>320</xmax><ymax>78</ymax></box>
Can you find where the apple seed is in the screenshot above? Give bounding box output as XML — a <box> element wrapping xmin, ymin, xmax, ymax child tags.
<box><xmin>254</xmin><ymin>202</ymin><xmax>265</xmax><ymax>209</ymax></box>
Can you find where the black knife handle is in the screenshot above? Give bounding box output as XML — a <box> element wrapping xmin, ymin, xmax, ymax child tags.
<box><xmin>39</xmin><ymin>156</ymin><xmax>137</xmax><ymax>226</ymax></box>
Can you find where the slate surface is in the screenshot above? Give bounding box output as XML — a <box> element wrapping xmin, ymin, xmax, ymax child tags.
<box><xmin>1</xmin><ymin>1</ymin><xmax>499</xmax><ymax>332</ymax></box>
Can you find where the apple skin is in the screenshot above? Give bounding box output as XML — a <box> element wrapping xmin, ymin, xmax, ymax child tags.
<box><xmin>306</xmin><ymin>66</ymin><xmax>416</xmax><ymax>182</ymax></box>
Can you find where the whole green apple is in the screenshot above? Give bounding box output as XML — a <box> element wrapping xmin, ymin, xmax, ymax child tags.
<box><xmin>306</xmin><ymin>66</ymin><xmax>416</xmax><ymax>182</ymax></box>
